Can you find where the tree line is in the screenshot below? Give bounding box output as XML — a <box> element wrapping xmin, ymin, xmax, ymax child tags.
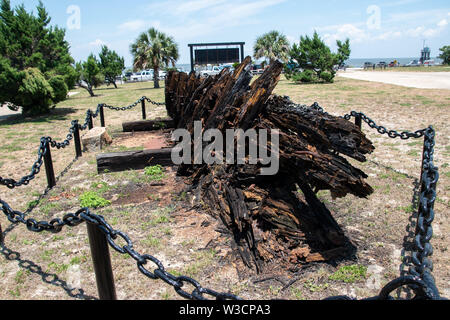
<box><xmin>0</xmin><ymin>0</ymin><xmax>126</xmax><ymax>114</ymax></box>
<box><xmin>253</xmin><ymin>30</ymin><xmax>351</xmax><ymax>84</ymax></box>
<box><xmin>3</xmin><ymin>1</ymin><xmax>446</xmax><ymax>117</ymax></box>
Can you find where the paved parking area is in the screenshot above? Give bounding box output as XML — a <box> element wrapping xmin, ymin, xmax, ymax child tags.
<box><xmin>338</xmin><ymin>70</ymin><xmax>450</xmax><ymax>89</ymax></box>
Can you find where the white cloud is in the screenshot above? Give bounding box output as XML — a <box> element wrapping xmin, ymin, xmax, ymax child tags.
<box><xmin>143</xmin><ymin>0</ymin><xmax>287</xmax><ymax>40</ymax></box>
<box><xmin>374</xmin><ymin>30</ymin><xmax>403</xmax><ymax>40</ymax></box>
<box><xmin>117</xmin><ymin>20</ymin><xmax>148</xmax><ymax>32</ymax></box>
<box><xmin>382</xmin><ymin>0</ymin><xmax>424</xmax><ymax>8</ymax></box>
<box><xmin>321</xmin><ymin>24</ymin><xmax>369</xmax><ymax>45</ymax></box>
<box><xmin>89</xmin><ymin>39</ymin><xmax>106</xmax><ymax>47</ymax></box>
<box><xmin>437</xmin><ymin>19</ymin><xmax>448</xmax><ymax>27</ymax></box>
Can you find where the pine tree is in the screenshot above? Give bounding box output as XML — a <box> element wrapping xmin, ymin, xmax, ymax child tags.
<box><xmin>287</xmin><ymin>32</ymin><xmax>350</xmax><ymax>83</ymax></box>
<box><xmin>0</xmin><ymin>0</ymin><xmax>76</xmax><ymax>115</ymax></box>
<box><xmin>76</xmin><ymin>54</ymin><xmax>103</xmax><ymax>97</ymax></box>
<box><xmin>98</xmin><ymin>45</ymin><xmax>125</xmax><ymax>89</ymax></box>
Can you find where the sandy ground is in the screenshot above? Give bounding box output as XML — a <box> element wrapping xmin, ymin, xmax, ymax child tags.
<box><xmin>338</xmin><ymin>70</ymin><xmax>450</xmax><ymax>89</ymax></box>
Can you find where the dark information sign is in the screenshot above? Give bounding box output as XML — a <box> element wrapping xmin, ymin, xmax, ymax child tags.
<box><xmin>194</xmin><ymin>48</ymin><xmax>240</xmax><ymax>65</ymax></box>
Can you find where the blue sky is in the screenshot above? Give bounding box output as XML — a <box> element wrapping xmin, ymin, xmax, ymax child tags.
<box><xmin>10</xmin><ymin>0</ymin><xmax>450</xmax><ymax>67</ymax></box>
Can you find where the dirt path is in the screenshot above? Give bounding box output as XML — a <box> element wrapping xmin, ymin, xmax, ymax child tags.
<box><xmin>337</xmin><ymin>70</ymin><xmax>450</xmax><ymax>89</ymax></box>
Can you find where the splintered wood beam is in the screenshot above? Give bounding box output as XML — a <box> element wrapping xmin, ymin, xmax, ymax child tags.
<box><xmin>96</xmin><ymin>148</ymin><xmax>173</xmax><ymax>173</ymax></box>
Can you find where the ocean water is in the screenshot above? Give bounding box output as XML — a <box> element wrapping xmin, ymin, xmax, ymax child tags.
<box><xmin>345</xmin><ymin>57</ymin><xmax>443</xmax><ymax>68</ymax></box>
<box><xmin>176</xmin><ymin>57</ymin><xmax>443</xmax><ymax>71</ymax></box>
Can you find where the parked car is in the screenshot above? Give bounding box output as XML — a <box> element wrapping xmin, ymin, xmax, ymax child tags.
<box><xmin>406</xmin><ymin>60</ymin><xmax>421</xmax><ymax>67</ymax></box>
<box><xmin>251</xmin><ymin>64</ymin><xmax>264</xmax><ymax>75</ymax></box>
<box><xmin>363</xmin><ymin>62</ymin><xmax>374</xmax><ymax>70</ymax></box>
<box><xmin>388</xmin><ymin>61</ymin><xmax>399</xmax><ymax>68</ymax></box>
<box><xmin>423</xmin><ymin>59</ymin><xmax>435</xmax><ymax>66</ymax></box>
<box><xmin>158</xmin><ymin>70</ymin><xmax>167</xmax><ymax>79</ymax></box>
<box><xmin>131</xmin><ymin>70</ymin><xmax>153</xmax><ymax>82</ymax></box>
<box><xmin>201</xmin><ymin>66</ymin><xmax>222</xmax><ymax>77</ymax></box>
<box><xmin>378</xmin><ymin>61</ymin><xmax>387</xmax><ymax>69</ymax></box>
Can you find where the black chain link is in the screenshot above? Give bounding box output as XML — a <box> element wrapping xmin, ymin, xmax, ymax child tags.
<box><xmin>335</xmin><ymin>111</ymin><xmax>442</xmax><ymax>300</ymax></box>
<box><xmin>0</xmin><ymin>198</ymin><xmax>241</xmax><ymax>300</ymax></box>
<box><xmin>0</xmin><ymin>137</ymin><xmax>48</xmax><ymax>189</ymax></box>
<box><xmin>101</xmin><ymin>96</ymin><xmax>165</xmax><ymax>111</ymax></box>
<box><xmin>0</xmin><ymin>100</ymin><xmax>443</xmax><ymax>300</ymax></box>
<box><xmin>344</xmin><ymin>111</ymin><xmax>427</xmax><ymax>139</ymax></box>
<box><xmin>0</xmin><ymin>97</ymin><xmax>165</xmax><ymax>189</ymax></box>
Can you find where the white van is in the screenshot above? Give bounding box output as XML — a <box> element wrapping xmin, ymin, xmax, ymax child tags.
<box><xmin>131</xmin><ymin>70</ymin><xmax>154</xmax><ymax>82</ymax></box>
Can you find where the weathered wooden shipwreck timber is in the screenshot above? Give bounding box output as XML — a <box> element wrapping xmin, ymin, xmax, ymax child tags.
<box><xmin>165</xmin><ymin>57</ymin><xmax>375</xmax><ymax>272</ymax></box>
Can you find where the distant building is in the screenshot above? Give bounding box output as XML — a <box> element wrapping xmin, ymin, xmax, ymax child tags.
<box><xmin>420</xmin><ymin>46</ymin><xmax>431</xmax><ymax>64</ymax></box>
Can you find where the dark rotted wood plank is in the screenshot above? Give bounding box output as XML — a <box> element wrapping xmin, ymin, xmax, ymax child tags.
<box><xmin>122</xmin><ymin>118</ymin><xmax>175</xmax><ymax>132</ymax></box>
<box><xmin>97</xmin><ymin>148</ymin><xmax>174</xmax><ymax>173</ymax></box>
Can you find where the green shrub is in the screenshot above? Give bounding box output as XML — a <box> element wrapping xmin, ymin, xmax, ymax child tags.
<box><xmin>17</xmin><ymin>68</ymin><xmax>54</xmax><ymax>116</ymax></box>
<box><xmin>319</xmin><ymin>71</ymin><xmax>335</xmax><ymax>83</ymax></box>
<box><xmin>293</xmin><ymin>69</ymin><xmax>314</xmax><ymax>83</ymax></box>
<box><xmin>79</xmin><ymin>191</ymin><xmax>111</xmax><ymax>209</ymax></box>
<box><xmin>48</xmin><ymin>75</ymin><xmax>69</xmax><ymax>103</ymax></box>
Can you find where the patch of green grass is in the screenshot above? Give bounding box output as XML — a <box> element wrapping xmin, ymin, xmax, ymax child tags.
<box><xmin>407</xmin><ymin>150</ymin><xmax>420</xmax><ymax>157</ymax></box>
<box><xmin>329</xmin><ymin>265</ymin><xmax>367</xmax><ymax>283</ymax></box>
<box><xmin>90</xmin><ymin>181</ymin><xmax>112</xmax><ymax>194</ymax></box>
<box><xmin>142</xmin><ymin>235</ymin><xmax>161</xmax><ymax>248</ymax></box>
<box><xmin>9</xmin><ymin>286</ymin><xmax>21</xmax><ymax>298</ymax></box>
<box><xmin>70</xmin><ymin>256</ymin><xmax>87</xmax><ymax>265</ymax></box>
<box><xmin>290</xmin><ymin>287</ymin><xmax>305</xmax><ymax>300</ymax></box>
<box><xmin>79</xmin><ymin>191</ymin><xmax>111</xmax><ymax>209</ymax></box>
<box><xmin>15</xmin><ymin>270</ymin><xmax>29</xmax><ymax>284</ymax></box>
<box><xmin>149</xmin><ymin>206</ymin><xmax>173</xmax><ymax>226</ymax></box>
<box><xmin>39</xmin><ymin>202</ymin><xmax>63</xmax><ymax>216</ymax></box>
<box><xmin>26</xmin><ymin>199</ymin><xmax>40</xmax><ymax>210</ymax></box>
<box><xmin>183</xmin><ymin>249</ymin><xmax>217</xmax><ymax>277</ymax></box>
<box><xmin>397</xmin><ymin>204</ymin><xmax>415</xmax><ymax>214</ymax></box>
<box><xmin>303</xmin><ymin>279</ymin><xmax>329</xmax><ymax>292</ymax></box>
<box><xmin>407</xmin><ymin>141</ymin><xmax>423</xmax><ymax>147</ymax></box>
<box><xmin>1</xmin><ymin>144</ymin><xmax>25</xmax><ymax>152</ymax></box>
<box><xmin>48</xmin><ymin>262</ymin><xmax>69</xmax><ymax>273</ymax></box>
<box><xmin>40</xmin><ymin>249</ymin><xmax>54</xmax><ymax>262</ymax></box>
<box><xmin>144</xmin><ymin>165</ymin><xmax>166</xmax><ymax>181</ymax></box>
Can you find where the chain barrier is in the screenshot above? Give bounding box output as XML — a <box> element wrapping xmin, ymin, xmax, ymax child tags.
<box><xmin>0</xmin><ymin>198</ymin><xmax>240</xmax><ymax>300</ymax></box>
<box><xmin>344</xmin><ymin>111</ymin><xmax>427</xmax><ymax>139</ymax></box>
<box><xmin>0</xmin><ymin>101</ymin><xmax>444</xmax><ymax>300</ymax></box>
<box><xmin>0</xmin><ymin>137</ymin><xmax>48</xmax><ymax>189</ymax></box>
<box><xmin>0</xmin><ymin>97</ymin><xmax>165</xmax><ymax>189</ymax></box>
<box><xmin>101</xmin><ymin>96</ymin><xmax>166</xmax><ymax>111</ymax></box>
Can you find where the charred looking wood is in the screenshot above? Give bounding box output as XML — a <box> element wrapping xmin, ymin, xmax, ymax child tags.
<box><xmin>164</xmin><ymin>57</ymin><xmax>374</xmax><ymax>272</ymax></box>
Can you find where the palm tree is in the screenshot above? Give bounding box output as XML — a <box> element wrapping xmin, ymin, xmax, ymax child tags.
<box><xmin>253</xmin><ymin>30</ymin><xmax>290</xmax><ymax>65</ymax></box>
<box><xmin>130</xmin><ymin>28</ymin><xmax>179</xmax><ymax>88</ymax></box>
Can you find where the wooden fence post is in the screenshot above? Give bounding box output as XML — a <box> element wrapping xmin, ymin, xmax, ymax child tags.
<box><xmin>73</xmin><ymin>121</ymin><xmax>83</xmax><ymax>158</ymax></box>
<box><xmin>43</xmin><ymin>139</ymin><xmax>56</xmax><ymax>189</ymax></box>
<box><xmin>86</xmin><ymin>222</ymin><xmax>117</xmax><ymax>300</ymax></box>
<box><xmin>99</xmin><ymin>105</ymin><xmax>105</xmax><ymax>128</ymax></box>
<box><xmin>141</xmin><ymin>100</ymin><xmax>146</xmax><ymax>120</ymax></box>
